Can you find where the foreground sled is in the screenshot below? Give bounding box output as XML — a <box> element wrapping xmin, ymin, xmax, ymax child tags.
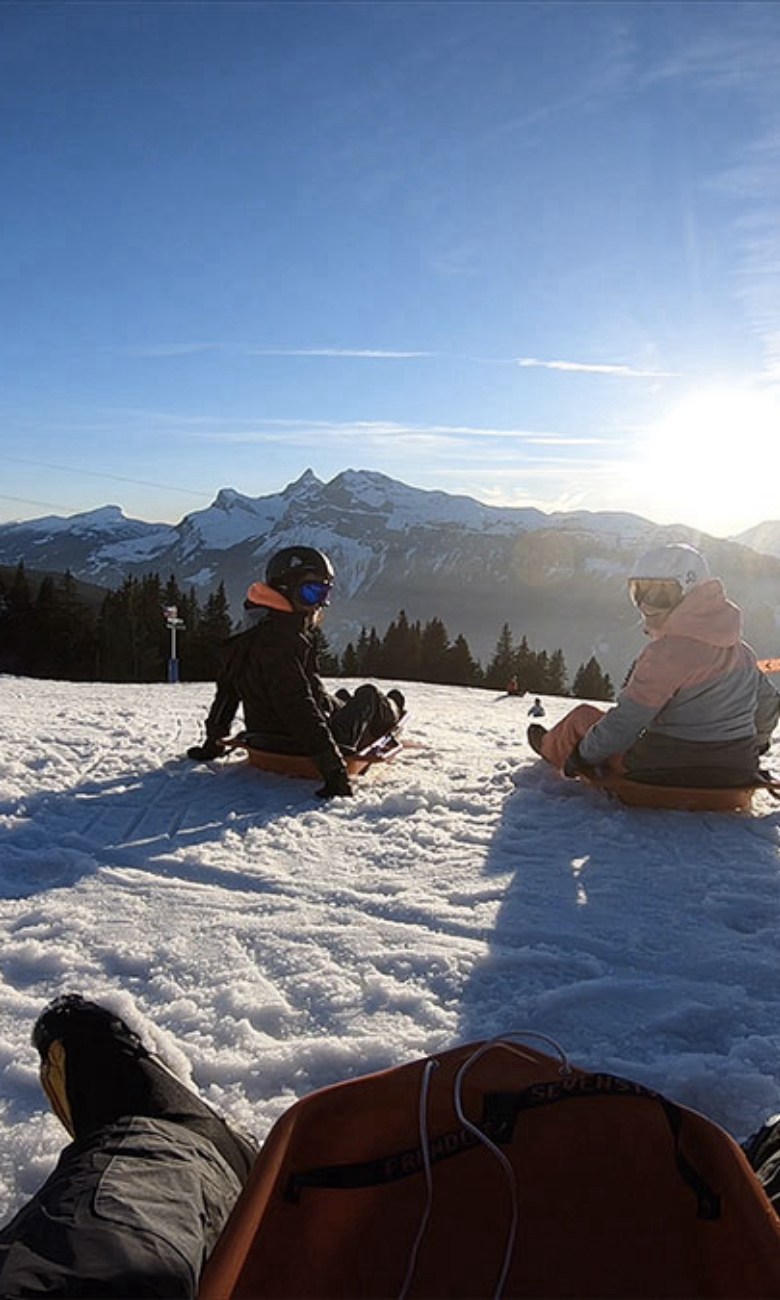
<box><xmin>580</xmin><ymin>771</ymin><xmax>780</xmax><ymax>812</ymax></box>
<box><xmin>199</xmin><ymin>1035</ymin><xmax>780</xmax><ymax>1299</ymax></box>
<box><xmin>222</xmin><ymin>724</ymin><xmax>405</xmax><ymax>779</ymax></box>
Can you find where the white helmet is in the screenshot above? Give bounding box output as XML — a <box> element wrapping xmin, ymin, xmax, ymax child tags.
<box><xmin>628</xmin><ymin>543</ymin><xmax>710</xmax><ymax>612</ymax></box>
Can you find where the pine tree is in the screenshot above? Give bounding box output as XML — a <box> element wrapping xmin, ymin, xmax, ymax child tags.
<box><xmin>341</xmin><ymin>642</ymin><xmax>359</xmax><ymax>675</ymax></box>
<box><xmin>360</xmin><ymin>628</ymin><xmax>383</xmax><ymax>676</ymax></box>
<box><xmin>486</xmin><ymin>623</ymin><xmax>515</xmax><ymax>689</ymax></box>
<box><xmin>546</xmin><ymin>648</ymin><xmax>569</xmax><ymax>696</ymax></box>
<box><xmin>446</xmin><ymin>633</ymin><xmax>481</xmax><ymax>686</ymax></box>
<box><xmin>572</xmin><ymin>656</ymin><xmax>614</xmax><ymax>702</ymax></box>
<box><xmin>419</xmin><ymin>617</ymin><xmax>450</xmax><ymax>683</ymax></box>
<box><xmin>310</xmin><ymin>625</ymin><xmax>340</xmax><ymax>675</ymax></box>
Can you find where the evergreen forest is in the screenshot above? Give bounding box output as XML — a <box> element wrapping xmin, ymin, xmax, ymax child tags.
<box><xmin>0</xmin><ymin>563</ymin><xmax>614</xmax><ymax>700</ymax></box>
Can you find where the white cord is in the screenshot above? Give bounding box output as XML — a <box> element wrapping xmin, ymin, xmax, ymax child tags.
<box><xmin>397</xmin><ymin>1032</ymin><xmax>570</xmax><ymax>1300</ymax></box>
<box><xmin>398</xmin><ymin>1057</ymin><xmax>439</xmax><ymax>1300</ymax></box>
<box><xmin>453</xmin><ymin>1032</ymin><xmax>571</xmax><ymax>1300</ymax></box>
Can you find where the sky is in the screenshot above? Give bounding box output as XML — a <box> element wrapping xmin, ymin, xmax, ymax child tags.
<box><xmin>1</xmin><ymin>0</ymin><xmax>780</xmax><ymax>538</ymax></box>
<box><xmin>3</xmin><ymin>675</ymin><xmax>780</xmax><ymax>1227</ymax></box>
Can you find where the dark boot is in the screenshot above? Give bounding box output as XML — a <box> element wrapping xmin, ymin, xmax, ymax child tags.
<box><xmin>527</xmin><ymin>724</ymin><xmax>548</xmax><ymax>756</ymax></box>
<box><xmin>33</xmin><ymin>994</ymin><xmax>255</xmax><ymax>1182</ymax></box>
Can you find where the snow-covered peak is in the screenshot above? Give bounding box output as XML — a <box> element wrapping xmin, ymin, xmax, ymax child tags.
<box><xmin>2</xmin><ymin>504</ymin><xmax>155</xmax><ymax>539</ymax></box>
<box><xmin>212</xmin><ymin>488</ymin><xmax>262</xmax><ymax>513</ymax></box>
<box><xmin>282</xmin><ymin>468</ymin><xmax>322</xmax><ymax>497</ymax></box>
<box><xmin>327</xmin><ymin>468</ymin><xmax>547</xmax><ymax>533</ymax></box>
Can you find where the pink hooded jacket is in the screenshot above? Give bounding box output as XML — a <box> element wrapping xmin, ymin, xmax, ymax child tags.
<box><xmin>579</xmin><ymin>580</ymin><xmax>780</xmax><ymax>770</ymax></box>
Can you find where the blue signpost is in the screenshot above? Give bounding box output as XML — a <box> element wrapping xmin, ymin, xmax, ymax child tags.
<box><xmin>163</xmin><ymin>605</ymin><xmax>185</xmax><ymax>683</ymax></box>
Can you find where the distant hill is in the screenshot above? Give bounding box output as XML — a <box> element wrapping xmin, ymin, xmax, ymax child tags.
<box><xmin>734</xmin><ymin>520</ymin><xmax>780</xmax><ymax>560</ymax></box>
<box><xmin>0</xmin><ymin>563</ymin><xmax>109</xmax><ymax>610</ymax></box>
<box><xmin>2</xmin><ymin>470</ymin><xmax>780</xmax><ymax>683</ymax></box>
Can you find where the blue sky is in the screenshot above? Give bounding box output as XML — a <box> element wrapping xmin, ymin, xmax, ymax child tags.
<box><xmin>1</xmin><ymin>0</ymin><xmax>779</xmax><ymax>536</ymax></box>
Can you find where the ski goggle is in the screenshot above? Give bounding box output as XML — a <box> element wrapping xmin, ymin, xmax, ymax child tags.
<box><xmin>297</xmin><ymin>579</ymin><xmax>333</xmax><ymax>608</ymax></box>
<box><xmin>628</xmin><ymin>578</ymin><xmax>683</xmax><ymax>611</ymax></box>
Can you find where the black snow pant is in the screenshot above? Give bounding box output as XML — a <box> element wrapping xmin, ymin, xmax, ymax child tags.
<box><xmin>0</xmin><ymin>1117</ymin><xmax>245</xmax><ymax>1298</ymax></box>
<box><xmin>248</xmin><ymin>683</ymin><xmax>399</xmax><ymax>756</ymax></box>
<box><xmin>329</xmin><ymin>683</ymin><xmax>399</xmax><ymax>753</ymax></box>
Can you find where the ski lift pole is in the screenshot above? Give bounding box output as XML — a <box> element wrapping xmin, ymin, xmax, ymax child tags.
<box><xmin>163</xmin><ymin>605</ymin><xmax>185</xmax><ymax>683</ymax></box>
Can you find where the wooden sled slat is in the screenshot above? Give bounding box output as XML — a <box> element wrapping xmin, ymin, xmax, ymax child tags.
<box><xmin>244</xmin><ymin>749</ymin><xmax>373</xmax><ymax>779</ymax></box>
<box><xmin>583</xmin><ymin>773</ymin><xmax>761</xmax><ymax>812</ymax></box>
<box><xmin>221</xmin><ymin>730</ymin><xmax>404</xmax><ymax>780</ymax></box>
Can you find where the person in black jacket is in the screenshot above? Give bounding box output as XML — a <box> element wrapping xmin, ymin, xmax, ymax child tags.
<box><xmin>187</xmin><ymin>547</ymin><xmax>404</xmax><ymax>799</ymax></box>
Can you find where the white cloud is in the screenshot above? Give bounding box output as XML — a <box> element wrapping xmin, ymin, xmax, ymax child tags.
<box><xmin>245</xmin><ymin>348</ymin><xmax>437</xmax><ymax>359</ymax></box>
<box><xmin>516</xmin><ymin>357</ymin><xmax>680</xmax><ymax>378</ymax></box>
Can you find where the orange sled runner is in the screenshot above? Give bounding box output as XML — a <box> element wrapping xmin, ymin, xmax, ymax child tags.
<box><xmin>199</xmin><ymin>1037</ymin><xmax>780</xmax><ymax>1299</ymax></box>
<box><xmin>580</xmin><ymin>771</ymin><xmax>780</xmax><ymax>812</ymax></box>
<box><xmin>221</xmin><ymin>725</ymin><xmax>405</xmax><ymax>779</ymax></box>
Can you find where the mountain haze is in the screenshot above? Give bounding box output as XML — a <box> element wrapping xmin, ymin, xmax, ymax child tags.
<box><xmin>2</xmin><ymin>470</ymin><xmax>779</xmax><ymax>683</ymax></box>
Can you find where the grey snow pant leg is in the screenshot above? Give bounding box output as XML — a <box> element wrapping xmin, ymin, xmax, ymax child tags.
<box><xmin>0</xmin><ymin>1116</ymin><xmax>244</xmax><ymax>1298</ymax></box>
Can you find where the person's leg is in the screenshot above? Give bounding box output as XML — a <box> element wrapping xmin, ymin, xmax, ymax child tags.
<box><xmin>330</xmin><ymin>684</ymin><xmax>402</xmax><ymax>752</ymax></box>
<box><xmin>0</xmin><ymin>1117</ymin><xmax>244</xmax><ymax>1298</ymax></box>
<box><xmin>0</xmin><ymin>995</ymin><xmax>256</xmax><ymax>1299</ymax></box>
<box><xmin>533</xmin><ymin>704</ymin><xmax>608</xmax><ymax>770</ymax></box>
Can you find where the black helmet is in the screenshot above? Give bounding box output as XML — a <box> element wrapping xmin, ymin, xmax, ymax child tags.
<box><xmin>265</xmin><ymin>546</ymin><xmax>335</xmax><ymax>612</ymax></box>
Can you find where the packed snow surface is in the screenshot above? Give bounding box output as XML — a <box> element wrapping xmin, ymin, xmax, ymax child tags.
<box><xmin>2</xmin><ymin>675</ymin><xmax>780</xmax><ymax>1221</ymax></box>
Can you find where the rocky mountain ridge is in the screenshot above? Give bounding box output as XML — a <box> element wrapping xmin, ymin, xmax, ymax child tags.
<box><xmin>1</xmin><ymin>469</ymin><xmax>779</xmax><ymax>683</ymax></box>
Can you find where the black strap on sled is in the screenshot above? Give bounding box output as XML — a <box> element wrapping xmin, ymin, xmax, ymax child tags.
<box><xmin>284</xmin><ymin>1071</ymin><xmax>720</xmax><ymax>1219</ymax></box>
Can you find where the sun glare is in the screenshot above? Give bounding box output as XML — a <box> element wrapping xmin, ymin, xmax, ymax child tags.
<box><xmin>638</xmin><ymin>387</ymin><xmax>780</xmax><ymax>535</ymax></box>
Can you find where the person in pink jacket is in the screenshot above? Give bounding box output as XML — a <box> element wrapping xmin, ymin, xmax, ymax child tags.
<box><xmin>528</xmin><ymin>544</ymin><xmax>780</xmax><ymax>787</ymax></box>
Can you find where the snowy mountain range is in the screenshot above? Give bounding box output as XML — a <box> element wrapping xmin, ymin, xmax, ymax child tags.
<box><xmin>2</xmin><ymin>468</ymin><xmax>780</xmax><ymax>681</ymax></box>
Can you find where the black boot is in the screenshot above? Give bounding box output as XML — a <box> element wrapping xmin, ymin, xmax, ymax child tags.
<box><xmin>33</xmin><ymin>994</ymin><xmax>256</xmax><ymax>1181</ymax></box>
<box><xmin>387</xmin><ymin>688</ymin><xmax>406</xmax><ymax>718</ymax></box>
<box><xmin>527</xmin><ymin>724</ymin><xmax>548</xmax><ymax>756</ymax></box>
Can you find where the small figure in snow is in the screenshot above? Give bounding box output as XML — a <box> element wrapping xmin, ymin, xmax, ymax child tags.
<box><xmin>528</xmin><ymin>544</ymin><xmax>780</xmax><ymax>786</ymax></box>
<box><xmin>187</xmin><ymin>547</ymin><xmax>404</xmax><ymax>799</ymax></box>
<box><xmin>528</xmin><ymin>697</ymin><xmax>545</xmax><ymax>717</ymax></box>
<box><xmin>505</xmin><ymin>676</ymin><xmax>521</xmax><ymax>696</ymax></box>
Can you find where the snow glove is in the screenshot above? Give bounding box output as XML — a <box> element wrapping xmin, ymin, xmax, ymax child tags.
<box><xmin>563</xmin><ymin>744</ymin><xmax>604</xmax><ymax>780</ymax></box>
<box><xmin>314</xmin><ymin>749</ymin><xmax>354</xmax><ymax>800</ymax></box>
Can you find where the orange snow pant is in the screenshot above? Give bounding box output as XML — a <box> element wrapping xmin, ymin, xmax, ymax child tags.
<box><xmin>540</xmin><ymin>703</ymin><xmax>626</xmax><ymax>774</ymax></box>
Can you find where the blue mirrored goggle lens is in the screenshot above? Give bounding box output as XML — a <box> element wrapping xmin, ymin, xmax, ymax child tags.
<box><xmin>298</xmin><ymin>580</ymin><xmax>332</xmax><ymax>607</ymax></box>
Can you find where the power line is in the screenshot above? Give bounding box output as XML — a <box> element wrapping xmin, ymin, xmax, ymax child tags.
<box><xmin>0</xmin><ymin>454</ymin><xmax>212</xmax><ymax>498</ymax></box>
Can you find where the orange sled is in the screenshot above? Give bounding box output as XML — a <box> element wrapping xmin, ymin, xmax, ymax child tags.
<box><xmin>221</xmin><ymin>727</ymin><xmax>404</xmax><ymax>780</ymax></box>
<box><xmin>198</xmin><ymin>1037</ymin><xmax>780</xmax><ymax>1300</ymax></box>
<box><xmin>581</xmin><ymin>772</ymin><xmax>780</xmax><ymax>812</ymax></box>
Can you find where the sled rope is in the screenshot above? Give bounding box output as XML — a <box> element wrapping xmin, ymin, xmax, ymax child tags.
<box><xmin>399</xmin><ymin>1032</ymin><xmax>570</xmax><ymax>1300</ymax></box>
<box><xmin>397</xmin><ymin>1057</ymin><xmax>439</xmax><ymax>1300</ymax></box>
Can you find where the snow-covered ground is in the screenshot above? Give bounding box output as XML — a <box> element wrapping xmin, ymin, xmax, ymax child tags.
<box><xmin>2</xmin><ymin>674</ymin><xmax>780</xmax><ymax>1222</ymax></box>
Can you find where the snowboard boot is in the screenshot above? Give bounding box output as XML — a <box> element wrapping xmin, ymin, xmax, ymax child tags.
<box><xmin>527</xmin><ymin>724</ymin><xmax>548</xmax><ymax>757</ymax></box>
<box><xmin>33</xmin><ymin>994</ymin><xmax>256</xmax><ymax>1182</ymax></box>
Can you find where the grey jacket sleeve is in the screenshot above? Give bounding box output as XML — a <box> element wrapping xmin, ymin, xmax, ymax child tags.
<box><xmin>755</xmin><ymin>672</ymin><xmax>780</xmax><ymax>751</ymax></box>
<box><xmin>579</xmin><ymin>695</ymin><xmax>658</xmax><ymax>766</ymax></box>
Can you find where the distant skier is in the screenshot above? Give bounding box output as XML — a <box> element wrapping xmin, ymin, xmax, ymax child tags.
<box><xmin>528</xmin><ymin>544</ymin><xmax>780</xmax><ymax>786</ymax></box>
<box><xmin>528</xmin><ymin>697</ymin><xmax>545</xmax><ymax>717</ymax></box>
<box><xmin>187</xmin><ymin>547</ymin><xmax>404</xmax><ymax>799</ymax></box>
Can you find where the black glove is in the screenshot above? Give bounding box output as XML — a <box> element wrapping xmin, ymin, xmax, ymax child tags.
<box><xmin>313</xmin><ymin>749</ymin><xmax>354</xmax><ymax>799</ymax></box>
<box><xmin>187</xmin><ymin>739</ymin><xmax>223</xmax><ymax>762</ymax></box>
<box><xmin>316</xmin><ymin>769</ymin><xmax>355</xmax><ymax>799</ymax></box>
<box><xmin>563</xmin><ymin>744</ymin><xmax>598</xmax><ymax>779</ymax></box>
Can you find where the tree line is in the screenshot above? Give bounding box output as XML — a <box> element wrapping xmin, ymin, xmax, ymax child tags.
<box><xmin>0</xmin><ymin>562</ymin><xmax>614</xmax><ymax>700</ymax></box>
